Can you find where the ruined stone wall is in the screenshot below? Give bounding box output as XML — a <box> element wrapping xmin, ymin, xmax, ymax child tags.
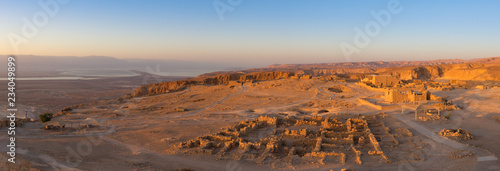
<box><xmin>409</xmin><ymin>91</ymin><xmax>428</xmax><ymax>102</ymax></box>
<box><xmin>177</xmin><ymin>115</ymin><xmax>405</xmax><ymax>166</ymax></box>
<box><xmin>322</xmin><ymin>136</ymin><xmax>354</xmax><ymax>145</ymax></box>
<box><xmin>385</xmin><ymin>90</ymin><xmax>409</xmax><ymax>103</ymax></box>
<box><xmin>358</xmin><ymin>98</ymin><xmax>383</xmax><ymax>110</ymax></box>
<box><xmin>372</xmin><ymin>75</ymin><xmax>398</xmax><ymax>87</ymax></box>
<box><xmin>296</xmin><ymin>120</ymin><xmax>318</xmax><ymax>126</ymax></box>
<box><xmin>385</xmin><ymin>89</ymin><xmax>434</xmax><ymax>103</ymax></box>
<box><xmin>257</xmin><ymin>116</ymin><xmax>278</xmax><ymax>126</ymax></box>
<box><xmin>352</xmin><ymin>147</ymin><xmax>362</xmax><ymax>165</ymax></box>
<box><xmin>358</xmin><ymin>98</ymin><xmax>398</xmax><ymax>110</ymax></box>
<box><xmin>356</xmin><ymin>82</ymin><xmax>388</xmax><ymax>92</ymax></box>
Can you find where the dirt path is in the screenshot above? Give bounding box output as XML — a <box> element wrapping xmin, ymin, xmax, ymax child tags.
<box><xmin>98</xmin><ymin>133</ymin><xmax>271</xmax><ymax>170</ymax></box>
<box><xmin>393</xmin><ymin>112</ymin><xmax>498</xmax><ymax>164</ymax></box>
<box><xmin>393</xmin><ymin>113</ymin><xmax>465</xmax><ymax>148</ymax></box>
<box><xmin>0</xmin><ymin>148</ymin><xmax>82</xmax><ymax>171</ymax></box>
<box><xmin>174</xmin><ymin>85</ymin><xmax>247</xmax><ymax>118</ymax></box>
<box><xmin>317</xmin><ymin>84</ymin><xmax>336</xmax><ymax>99</ymax></box>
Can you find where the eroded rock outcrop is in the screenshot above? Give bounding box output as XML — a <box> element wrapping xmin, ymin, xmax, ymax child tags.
<box><xmin>132</xmin><ymin>71</ymin><xmax>295</xmax><ymax>96</ymax></box>
<box><xmin>377</xmin><ymin>63</ymin><xmax>500</xmax><ymax>81</ymax></box>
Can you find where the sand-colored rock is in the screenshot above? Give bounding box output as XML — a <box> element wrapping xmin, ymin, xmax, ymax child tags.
<box><xmin>132</xmin><ymin>71</ymin><xmax>295</xmax><ymax>96</ymax></box>
<box><xmin>439</xmin><ymin>128</ymin><xmax>475</xmax><ymax>140</ymax></box>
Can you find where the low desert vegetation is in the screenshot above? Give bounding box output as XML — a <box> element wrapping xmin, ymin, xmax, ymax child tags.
<box><xmin>175</xmin><ymin>107</ymin><xmax>187</xmax><ymax>112</ymax></box>
<box><xmin>39</xmin><ymin>112</ymin><xmax>53</xmax><ymax>123</ymax></box>
<box><xmin>174</xmin><ymin>168</ymin><xmax>194</xmax><ymax>171</ymax></box>
<box><xmin>192</xmin><ymin>98</ymin><xmax>205</xmax><ymax>102</ymax></box>
<box><xmin>0</xmin><ymin>157</ymin><xmax>33</xmax><ymax>170</ymax></box>
<box><xmin>493</xmin><ymin>115</ymin><xmax>500</xmax><ymax>123</ymax></box>
<box><xmin>445</xmin><ymin>112</ymin><xmax>451</xmax><ymax>119</ymax></box>
<box><xmin>61</xmin><ymin>107</ymin><xmax>73</xmax><ymax>112</ymax></box>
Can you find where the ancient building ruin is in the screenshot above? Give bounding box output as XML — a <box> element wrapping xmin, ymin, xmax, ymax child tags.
<box><xmin>362</xmin><ymin>75</ymin><xmax>399</xmax><ymax>87</ymax></box>
<box><xmin>384</xmin><ymin>89</ymin><xmax>430</xmax><ymax>103</ymax></box>
<box><xmin>177</xmin><ymin>114</ymin><xmax>406</xmax><ymax>166</ymax></box>
<box><xmin>439</xmin><ymin>128</ymin><xmax>475</xmax><ymax>140</ymax></box>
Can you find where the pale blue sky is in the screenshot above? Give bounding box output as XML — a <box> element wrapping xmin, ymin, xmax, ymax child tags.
<box><xmin>1</xmin><ymin>0</ymin><xmax>499</xmax><ymax>67</ymax></box>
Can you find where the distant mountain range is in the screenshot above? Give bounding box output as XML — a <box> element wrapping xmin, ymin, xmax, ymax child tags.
<box><xmin>199</xmin><ymin>57</ymin><xmax>500</xmax><ymax>77</ymax></box>
<box><xmin>259</xmin><ymin>57</ymin><xmax>500</xmax><ymax>71</ymax></box>
<box><xmin>0</xmin><ymin>55</ymin><xmax>231</xmax><ymax>70</ymax></box>
<box><xmin>2</xmin><ymin>55</ymin><xmax>499</xmax><ymax>77</ymax></box>
<box><xmin>469</xmin><ymin>57</ymin><xmax>500</xmax><ymax>64</ymax></box>
<box><xmin>0</xmin><ymin>55</ymin><xmax>242</xmax><ymax>77</ymax></box>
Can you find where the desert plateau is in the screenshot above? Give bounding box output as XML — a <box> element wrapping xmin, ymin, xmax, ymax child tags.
<box><xmin>2</xmin><ymin>57</ymin><xmax>500</xmax><ymax>170</ymax></box>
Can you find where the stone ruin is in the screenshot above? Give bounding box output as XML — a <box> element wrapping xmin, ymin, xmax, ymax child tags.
<box><xmin>416</xmin><ymin>109</ymin><xmax>446</xmax><ymax>122</ymax></box>
<box><xmin>177</xmin><ymin>114</ymin><xmax>406</xmax><ymax>167</ymax></box>
<box><xmin>438</xmin><ymin>128</ymin><xmax>475</xmax><ymax>140</ymax></box>
<box><xmin>385</xmin><ymin>89</ymin><xmax>430</xmax><ymax>103</ymax></box>
<box><xmin>361</xmin><ymin>75</ymin><xmax>400</xmax><ymax>87</ymax></box>
<box><xmin>449</xmin><ymin>150</ymin><xmax>474</xmax><ymax>159</ymax></box>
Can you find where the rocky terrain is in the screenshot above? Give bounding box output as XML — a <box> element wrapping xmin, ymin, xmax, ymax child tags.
<box><xmin>133</xmin><ymin>57</ymin><xmax>500</xmax><ymax>97</ymax></box>
<box><xmin>132</xmin><ymin>71</ymin><xmax>295</xmax><ymax>96</ymax></box>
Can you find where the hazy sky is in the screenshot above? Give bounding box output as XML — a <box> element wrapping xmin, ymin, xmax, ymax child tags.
<box><xmin>1</xmin><ymin>0</ymin><xmax>499</xmax><ymax>67</ymax></box>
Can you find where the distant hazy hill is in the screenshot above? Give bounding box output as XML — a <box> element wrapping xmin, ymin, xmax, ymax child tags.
<box><xmin>0</xmin><ymin>55</ymin><xmax>227</xmax><ymax>70</ymax></box>
<box><xmin>469</xmin><ymin>57</ymin><xmax>500</xmax><ymax>64</ymax></box>
<box><xmin>0</xmin><ymin>55</ymin><xmax>234</xmax><ymax>77</ymax></box>
<box><xmin>198</xmin><ymin>57</ymin><xmax>499</xmax><ymax>77</ymax></box>
<box><xmin>262</xmin><ymin>58</ymin><xmax>469</xmax><ymax>71</ymax></box>
<box><xmin>3</xmin><ymin>55</ymin><xmax>499</xmax><ymax>78</ymax></box>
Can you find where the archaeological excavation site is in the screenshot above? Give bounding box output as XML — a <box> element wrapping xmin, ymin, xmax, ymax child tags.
<box><xmin>176</xmin><ymin>113</ymin><xmax>416</xmax><ymax>168</ymax></box>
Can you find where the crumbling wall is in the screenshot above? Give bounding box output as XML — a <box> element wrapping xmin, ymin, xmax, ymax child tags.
<box><xmin>352</xmin><ymin>146</ymin><xmax>362</xmax><ymax>165</ymax></box>
<box><xmin>358</xmin><ymin>98</ymin><xmax>398</xmax><ymax>110</ymax></box>
<box><xmin>358</xmin><ymin>98</ymin><xmax>383</xmax><ymax>110</ymax></box>
<box><xmin>322</xmin><ymin>136</ymin><xmax>354</xmax><ymax>145</ymax></box>
<box><xmin>178</xmin><ymin>114</ymin><xmax>405</xmax><ymax>166</ymax></box>
<box><xmin>368</xmin><ymin>75</ymin><xmax>399</xmax><ymax>87</ymax></box>
<box><xmin>264</xmin><ymin>138</ymin><xmax>283</xmax><ymax>153</ymax></box>
<box><xmin>439</xmin><ymin>128</ymin><xmax>475</xmax><ymax>140</ymax></box>
<box><xmin>284</xmin><ymin>128</ymin><xmax>311</xmax><ymax>138</ymax></box>
<box><xmin>409</xmin><ymin>90</ymin><xmax>428</xmax><ymax>102</ymax></box>
<box><xmin>385</xmin><ymin>89</ymin><xmax>436</xmax><ymax>103</ymax></box>
<box><xmin>379</xmin><ymin>122</ymin><xmax>399</xmax><ymax>146</ymax></box>
<box><xmin>313</xmin><ymin>137</ymin><xmax>322</xmax><ymax>152</ymax></box>
<box><xmin>385</xmin><ymin>90</ymin><xmax>409</xmax><ymax>103</ymax></box>
<box><xmin>257</xmin><ymin>115</ymin><xmax>278</xmax><ymax>127</ymax></box>
<box><xmin>368</xmin><ymin>133</ymin><xmax>381</xmax><ymax>151</ymax></box>
<box><xmin>355</xmin><ymin>82</ymin><xmax>388</xmax><ymax>92</ymax></box>
<box><xmin>296</xmin><ymin>120</ymin><xmax>318</xmax><ymax>126</ymax></box>
<box><xmin>305</xmin><ymin>151</ymin><xmax>346</xmax><ymax>164</ymax></box>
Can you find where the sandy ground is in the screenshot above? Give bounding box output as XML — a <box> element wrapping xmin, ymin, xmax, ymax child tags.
<box><xmin>0</xmin><ymin>71</ymin><xmax>188</xmax><ymax>117</ymax></box>
<box><xmin>1</xmin><ymin>77</ymin><xmax>500</xmax><ymax>170</ymax></box>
